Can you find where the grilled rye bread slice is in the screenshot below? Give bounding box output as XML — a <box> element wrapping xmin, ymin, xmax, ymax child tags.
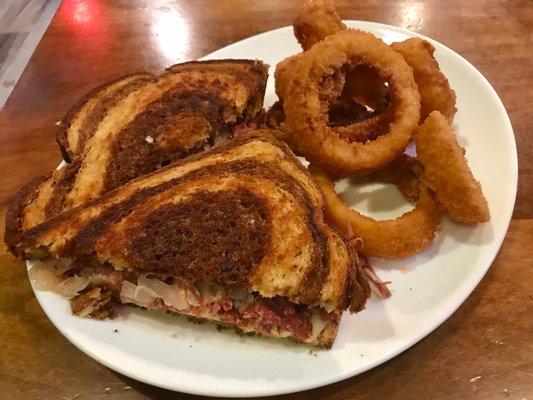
<box><xmin>6</xmin><ymin>59</ymin><xmax>268</xmax><ymax>241</ymax></box>
<box><xmin>56</xmin><ymin>73</ymin><xmax>155</xmax><ymax>162</ymax></box>
<box><xmin>8</xmin><ymin>131</ymin><xmax>370</xmax><ymax>348</ymax></box>
<box><xmin>56</xmin><ymin>59</ymin><xmax>268</xmax><ymax>162</ymax></box>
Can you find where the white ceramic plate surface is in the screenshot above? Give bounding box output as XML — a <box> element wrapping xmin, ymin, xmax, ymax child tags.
<box><xmin>27</xmin><ymin>21</ymin><xmax>517</xmax><ymax>398</ymax></box>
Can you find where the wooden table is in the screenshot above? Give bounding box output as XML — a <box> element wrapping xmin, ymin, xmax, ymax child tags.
<box><xmin>1</xmin><ymin>1</ymin><xmax>531</xmax><ymax>399</ymax></box>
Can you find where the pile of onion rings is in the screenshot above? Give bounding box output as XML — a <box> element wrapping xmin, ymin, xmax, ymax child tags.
<box><xmin>283</xmin><ymin>29</ymin><xmax>421</xmax><ymax>176</ymax></box>
<box><xmin>268</xmin><ymin>0</ymin><xmax>490</xmax><ymax>264</ymax></box>
<box><xmin>273</xmin><ymin>0</ymin><xmax>457</xmax><ymax>148</ymax></box>
<box><xmin>275</xmin><ymin>0</ymin><xmax>392</xmax><ymax>143</ymax></box>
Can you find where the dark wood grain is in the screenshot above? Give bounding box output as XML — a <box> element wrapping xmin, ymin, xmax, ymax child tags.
<box><xmin>0</xmin><ymin>0</ymin><xmax>531</xmax><ymax>399</ymax></box>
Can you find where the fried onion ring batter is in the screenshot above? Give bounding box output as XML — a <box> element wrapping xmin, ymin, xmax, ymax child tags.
<box><xmin>293</xmin><ymin>0</ymin><xmax>346</xmax><ymax>50</ymax></box>
<box><xmin>276</xmin><ymin>59</ymin><xmax>390</xmax><ymax>123</ymax></box>
<box><xmin>283</xmin><ymin>29</ymin><xmax>421</xmax><ymax>176</ymax></box>
<box><xmin>310</xmin><ymin>165</ymin><xmax>442</xmax><ymax>259</ymax></box>
<box><xmin>275</xmin><ymin>1</ymin><xmax>392</xmax><ymax>143</ymax></box>
<box><xmin>416</xmin><ymin>111</ymin><xmax>489</xmax><ymax>224</ymax></box>
<box><xmin>391</xmin><ymin>38</ymin><xmax>457</xmax><ymax>123</ymax></box>
<box><xmin>274</xmin><ymin>54</ymin><xmax>301</xmax><ymax>101</ymax></box>
<box><xmin>276</xmin><ymin>57</ymin><xmax>392</xmax><ymax>144</ymax></box>
<box><xmin>342</xmin><ymin>64</ymin><xmax>390</xmax><ymax>112</ymax></box>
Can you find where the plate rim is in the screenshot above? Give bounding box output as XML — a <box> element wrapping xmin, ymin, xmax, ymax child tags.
<box><xmin>28</xmin><ymin>21</ymin><xmax>517</xmax><ymax>398</ymax></box>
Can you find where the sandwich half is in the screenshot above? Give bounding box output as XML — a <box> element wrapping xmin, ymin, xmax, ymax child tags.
<box><xmin>7</xmin><ymin>131</ymin><xmax>370</xmax><ymax>348</ymax></box>
<box><xmin>56</xmin><ymin>59</ymin><xmax>269</xmax><ymax>163</ymax></box>
<box><xmin>5</xmin><ymin>59</ymin><xmax>268</xmax><ymax>241</ymax></box>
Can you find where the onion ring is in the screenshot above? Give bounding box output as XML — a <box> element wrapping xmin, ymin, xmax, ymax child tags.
<box><xmin>274</xmin><ymin>54</ymin><xmax>301</xmax><ymax>100</ymax></box>
<box><xmin>275</xmin><ymin>1</ymin><xmax>393</xmax><ymax>143</ymax></box>
<box><xmin>267</xmin><ymin>97</ymin><xmax>386</xmax><ymax>144</ymax></box>
<box><xmin>291</xmin><ymin>0</ymin><xmax>391</xmax><ymax>116</ymax></box>
<box><xmin>276</xmin><ymin>0</ymin><xmax>346</xmax><ymax>100</ymax></box>
<box><xmin>293</xmin><ymin>0</ymin><xmax>346</xmax><ymax>51</ymax></box>
<box><xmin>416</xmin><ymin>111</ymin><xmax>489</xmax><ymax>224</ymax></box>
<box><xmin>309</xmin><ymin>164</ymin><xmax>442</xmax><ymax>259</ymax></box>
<box><xmin>275</xmin><ymin>57</ymin><xmax>392</xmax><ymax>143</ymax></box>
<box><xmin>391</xmin><ymin>38</ymin><xmax>457</xmax><ymax>123</ymax></box>
<box><xmin>367</xmin><ymin>154</ymin><xmax>423</xmax><ymax>202</ymax></box>
<box><xmin>283</xmin><ymin>29</ymin><xmax>421</xmax><ymax>176</ymax></box>
<box><xmin>331</xmin><ymin>65</ymin><xmax>393</xmax><ymax>143</ymax></box>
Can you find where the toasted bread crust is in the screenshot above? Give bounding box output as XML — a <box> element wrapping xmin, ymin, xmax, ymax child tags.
<box><xmin>5</xmin><ymin>163</ymin><xmax>81</xmax><ymax>249</ymax></box>
<box><xmin>4</xmin><ymin>174</ymin><xmax>49</xmax><ymax>251</ymax></box>
<box><xmin>165</xmin><ymin>59</ymin><xmax>268</xmax><ymax>121</ymax></box>
<box><xmin>57</xmin><ymin>73</ymin><xmax>154</xmax><ymax>162</ymax></box>
<box><xmin>12</xmin><ymin>132</ymin><xmax>368</xmax><ymax>312</ymax></box>
<box><xmin>44</xmin><ymin>162</ymin><xmax>81</xmax><ymax>218</ymax></box>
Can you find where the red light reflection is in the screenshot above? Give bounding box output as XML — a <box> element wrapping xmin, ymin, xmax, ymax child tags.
<box><xmin>60</xmin><ymin>0</ymin><xmax>102</xmax><ymax>35</ymax></box>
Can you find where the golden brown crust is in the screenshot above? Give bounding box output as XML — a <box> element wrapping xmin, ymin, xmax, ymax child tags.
<box><xmin>166</xmin><ymin>59</ymin><xmax>269</xmax><ymax>97</ymax></box>
<box><xmin>293</xmin><ymin>0</ymin><xmax>346</xmax><ymax>51</ymax></box>
<box><xmin>416</xmin><ymin>112</ymin><xmax>489</xmax><ymax>224</ymax></box>
<box><xmin>274</xmin><ymin>54</ymin><xmax>302</xmax><ymax>101</ymax></box>
<box><xmin>100</xmin><ymin>81</ymin><xmax>234</xmax><ymax>192</ymax></box>
<box><xmin>51</xmin><ymin>159</ymin><xmax>331</xmax><ymax>302</ymax></box>
<box><xmin>282</xmin><ymin>29</ymin><xmax>421</xmax><ymax>176</ymax></box>
<box><xmin>44</xmin><ymin>162</ymin><xmax>81</xmax><ymax>217</ymax></box>
<box><xmin>5</xmin><ymin>162</ymin><xmax>82</xmax><ymax>247</ymax></box>
<box><xmin>310</xmin><ymin>164</ymin><xmax>442</xmax><ymax>259</ymax></box>
<box><xmin>21</xmin><ymin>132</ymin><xmax>302</xmax><ymax>245</ymax></box>
<box><xmin>391</xmin><ymin>38</ymin><xmax>457</xmax><ymax>123</ymax></box>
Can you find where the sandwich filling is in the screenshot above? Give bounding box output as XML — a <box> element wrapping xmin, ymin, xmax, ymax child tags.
<box><xmin>29</xmin><ymin>261</ymin><xmax>340</xmax><ymax>344</ymax></box>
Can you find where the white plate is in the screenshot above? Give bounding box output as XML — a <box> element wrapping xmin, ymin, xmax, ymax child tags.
<box><xmin>28</xmin><ymin>21</ymin><xmax>517</xmax><ymax>398</ymax></box>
